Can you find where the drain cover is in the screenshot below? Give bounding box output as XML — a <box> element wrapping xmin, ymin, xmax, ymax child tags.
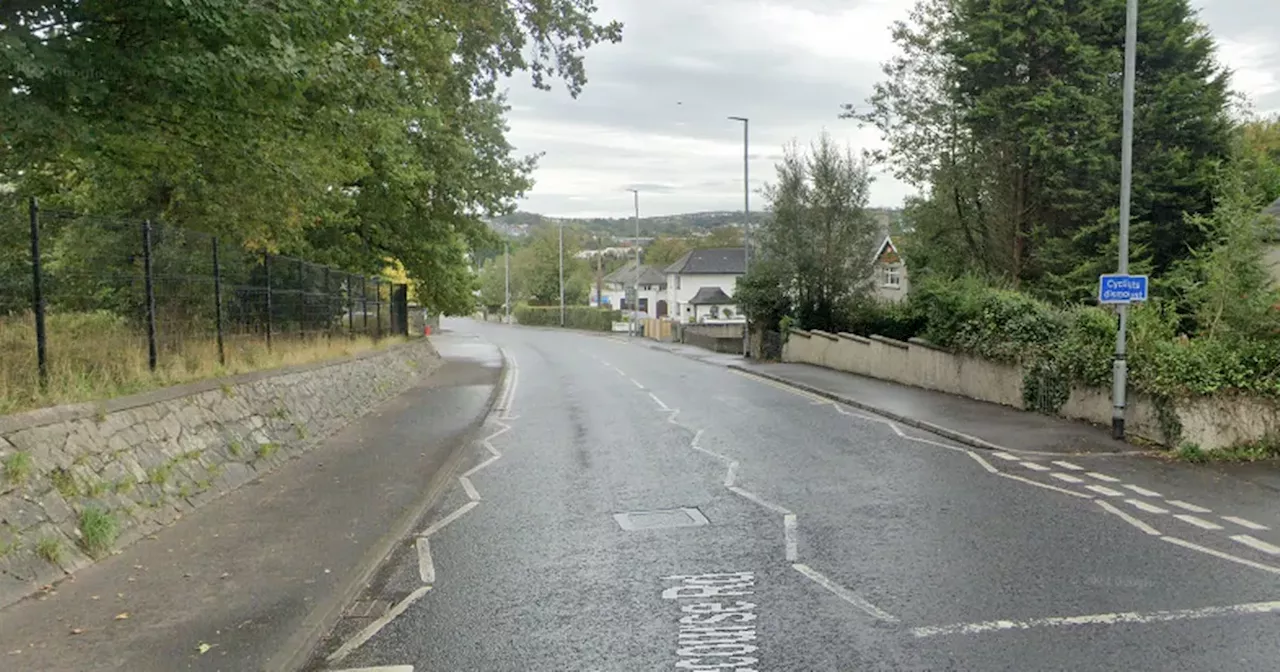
<box><xmin>613</xmin><ymin>508</ymin><xmax>709</xmax><ymax>531</ymax></box>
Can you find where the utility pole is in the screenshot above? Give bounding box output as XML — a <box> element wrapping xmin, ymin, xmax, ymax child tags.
<box><xmin>558</xmin><ymin>222</ymin><xmax>565</xmax><ymax>327</ymax></box>
<box><xmin>729</xmin><ymin>115</ymin><xmax>751</xmax><ymax>357</ymax></box>
<box><xmin>1111</xmin><ymin>0</ymin><xmax>1138</xmax><ymax>440</ymax></box>
<box><xmin>595</xmin><ymin>233</ymin><xmax>603</xmax><ymax>309</ymax></box>
<box><xmin>504</xmin><ymin>241</ymin><xmax>511</xmax><ymax>324</ymax></box>
<box><xmin>629</xmin><ymin>188</ymin><xmax>640</xmax><ymax>338</ymax></box>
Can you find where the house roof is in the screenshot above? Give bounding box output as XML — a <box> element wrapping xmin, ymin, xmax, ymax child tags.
<box><xmin>663</xmin><ymin>247</ymin><xmax>747</xmax><ymax>275</ymax></box>
<box><xmin>689</xmin><ymin>286</ymin><xmax>734</xmax><ymax>305</ymax></box>
<box><xmin>604</xmin><ymin>261</ymin><xmax>667</xmax><ymax>286</ymax></box>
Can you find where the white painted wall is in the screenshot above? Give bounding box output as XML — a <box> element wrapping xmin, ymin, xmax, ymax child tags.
<box><xmin>667</xmin><ymin>273</ymin><xmax>742</xmax><ymax>322</ymax></box>
<box><xmin>599</xmin><ymin>282</ymin><xmax>667</xmax><ymax>318</ymax></box>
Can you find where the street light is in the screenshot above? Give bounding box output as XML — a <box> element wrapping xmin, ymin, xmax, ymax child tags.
<box><xmin>628</xmin><ymin>188</ymin><xmax>640</xmax><ymax>337</ymax></box>
<box><xmin>728</xmin><ymin>115</ymin><xmax>750</xmax><ymax>357</ymax></box>
<box><xmin>1112</xmin><ymin>0</ymin><xmax>1138</xmax><ymax>440</ymax></box>
<box><xmin>558</xmin><ymin>221</ymin><xmax>565</xmax><ymax>327</ymax></box>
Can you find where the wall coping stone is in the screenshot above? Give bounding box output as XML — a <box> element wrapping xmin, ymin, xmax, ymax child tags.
<box><xmin>809</xmin><ymin>330</ymin><xmax>839</xmax><ymax>341</ymax></box>
<box><xmin>836</xmin><ymin>332</ymin><xmax>871</xmax><ymax>344</ymax></box>
<box><xmin>869</xmin><ymin>334</ymin><xmax>910</xmax><ymax>350</ymax></box>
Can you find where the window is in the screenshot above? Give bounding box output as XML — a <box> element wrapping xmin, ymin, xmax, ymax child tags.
<box><xmin>675</xmin><ymin>275</ymin><xmax>681</xmax><ymax>290</ymax></box>
<box><xmin>882</xmin><ymin>264</ymin><xmax>901</xmax><ymax>288</ymax></box>
<box><xmin>639</xmin><ymin>298</ymin><xmax>649</xmax><ymax>313</ymax></box>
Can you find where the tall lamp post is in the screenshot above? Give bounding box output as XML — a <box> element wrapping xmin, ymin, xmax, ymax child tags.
<box><xmin>729</xmin><ymin>115</ymin><xmax>750</xmax><ymax>356</ymax></box>
<box><xmin>1111</xmin><ymin>0</ymin><xmax>1138</xmax><ymax>440</ymax></box>
<box><xmin>558</xmin><ymin>221</ymin><xmax>565</xmax><ymax>327</ymax></box>
<box><xmin>628</xmin><ymin>188</ymin><xmax>641</xmax><ymax>337</ymax></box>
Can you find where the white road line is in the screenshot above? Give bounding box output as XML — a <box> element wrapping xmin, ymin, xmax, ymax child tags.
<box><xmin>458</xmin><ymin>476</ymin><xmax>481</xmax><ymax>502</ymax></box>
<box><xmin>326</xmin><ymin>587</ymin><xmax>432</xmax><ymax>663</ymax></box>
<box><xmin>330</xmin><ymin>666</ymin><xmax>414</xmax><ymax>672</ymax></box>
<box><xmin>1085</xmin><ymin>484</ymin><xmax>1125</xmax><ymax>497</ymax></box>
<box><xmin>992</xmin><ymin>452</ymin><xmax>1021</xmax><ymax>462</ymax></box>
<box><xmin>1096</xmin><ymin>500</ymin><xmax>1161</xmax><ymax>536</ymax></box>
<box><xmin>911</xmin><ymin>600</ymin><xmax>1280</xmax><ymax>638</ymax></box>
<box><xmin>727</xmin><ymin>486</ymin><xmax>793</xmax><ymax>516</ymax></box>
<box><xmin>1051</xmin><ymin>460</ymin><xmax>1084</xmax><ymax>471</ymax></box>
<box><xmin>1167</xmin><ymin>500</ymin><xmax>1212</xmax><ymax>514</ymax></box>
<box><xmin>997</xmin><ymin>471</ymin><xmax>1094</xmax><ymax>499</ymax></box>
<box><xmin>1020</xmin><ymin>462</ymin><xmax>1051</xmax><ymax>472</ymax></box>
<box><xmin>1050</xmin><ymin>472</ymin><xmax>1084</xmax><ymax>484</ymax></box>
<box><xmin>1223</xmin><ymin>516</ymin><xmax>1270</xmax><ymax>531</ymax></box>
<box><xmin>784</xmin><ymin>514</ymin><xmax>798</xmax><ymax>562</ymax></box>
<box><xmin>1174</xmin><ymin>514</ymin><xmax>1223</xmax><ymax>530</ymax></box>
<box><xmin>1231</xmin><ymin>535</ymin><xmax>1280</xmax><ymax>556</ymax></box>
<box><xmin>1164</xmin><ymin>536</ymin><xmax>1280</xmax><ymax>575</ymax></box>
<box><xmin>415</xmin><ymin>537</ymin><xmax>435</xmax><ymax>584</ymax></box>
<box><xmin>417</xmin><ymin>501</ymin><xmax>480</xmax><ymax>538</ymax></box>
<box><xmin>1087</xmin><ymin>472</ymin><xmax>1121</xmax><ymax>483</ymax></box>
<box><xmin>724</xmin><ymin>461</ymin><xmax>739</xmax><ymax>488</ymax></box>
<box><xmin>966</xmin><ymin>450</ymin><xmax>999</xmax><ymax>474</ymax></box>
<box><xmin>648</xmin><ymin>392</ymin><xmax>669</xmax><ymax>410</ymax></box>
<box><xmin>630</xmin><ymin>377</ymin><xmax>644</xmax><ymax>389</ymax></box>
<box><xmin>1124</xmin><ymin>484</ymin><xmax>1162</xmax><ymax>498</ymax></box>
<box><xmin>461</xmin><ymin>454</ymin><xmax>500</xmax><ymax>478</ymax></box>
<box><xmin>792</xmin><ymin>563</ymin><xmax>898</xmax><ymax>623</ymax></box>
<box><xmin>1126</xmin><ymin>499</ymin><xmax>1169</xmax><ymax>515</ymax></box>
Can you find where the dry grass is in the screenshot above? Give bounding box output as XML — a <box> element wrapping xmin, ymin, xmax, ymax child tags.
<box><xmin>0</xmin><ymin>311</ymin><xmax>404</xmax><ymax>415</ymax></box>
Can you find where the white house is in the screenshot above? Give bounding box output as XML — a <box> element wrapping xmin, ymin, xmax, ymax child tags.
<box><xmin>871</xmin><ymin>235</ymin><xmax>910</xmax><ymax>302</ymax></box>
<box><xmin>664</xmin><ymin>247</ymin><xmax>746</xmax><ymax>323</ymax></box>
<box><xmin>598</xmin><ymin>261</ymin><xmax>669</xmax><ymax>318</ymax></box>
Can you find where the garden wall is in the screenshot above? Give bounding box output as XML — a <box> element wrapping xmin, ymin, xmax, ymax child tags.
<box><xmin>782</xmin><ymin>329</ymin><xmax>1268</xmax><ymax>450</ymax></box>
<box><xmin>0</xmin><ymin>339</ymin><xmax>440</xmax><ymax>608</ymax></box>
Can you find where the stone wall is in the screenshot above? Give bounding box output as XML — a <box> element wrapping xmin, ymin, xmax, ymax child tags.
<box><xmin>782</xmin><ymin>328</ymin><xmax>1271</xmax><ymax>450</ymax></box>
<box><xmin>0</xmin><ymin>339</ymin><xmax>440</xmax><ymax>607</ymax></box>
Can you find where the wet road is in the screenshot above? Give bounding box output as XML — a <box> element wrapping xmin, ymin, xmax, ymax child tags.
<box><xmin>313</xmin><ymin>319</ymin><xmax>1280</xmax><ymax>671</ymax></box>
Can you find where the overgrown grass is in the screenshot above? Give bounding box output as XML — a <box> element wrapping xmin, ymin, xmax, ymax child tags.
<box><xmin>0</xmin><ymin>311</ymin><xmax>405</xmax><ymax>415</ymax></box>
<box><xmin>78</xmin><ymin>507</ymin><xmax>117</xmax><ymax>557</ymax></box>
<box><xmin>1175</xmin><ymin>439</ymin><xmax>1280</xmax><ymax>463</ymax></box>
<box><xmin>2</xmin><ymin>451</ymin><xmax>32</xmax><ymax>484</ymax></box>
<box><xmin>35</xmin><ymin>536</ymin><xmax>63</xmax><ymax>564</ymax></box>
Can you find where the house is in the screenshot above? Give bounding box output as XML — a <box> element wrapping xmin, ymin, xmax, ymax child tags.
<box><xmin>599</xmin><ymin>261</ymin><xmax>668</xmax><ymax>317</ymax></box>
<box><xmin>872</xmin><ymin>235</ymin><xmax>909</xmax><ymax>302</ymax></box>
<box><xmin>664</xmin><ymin>247</ymin><xmax>746</xmax><ymax>323</ymax></box>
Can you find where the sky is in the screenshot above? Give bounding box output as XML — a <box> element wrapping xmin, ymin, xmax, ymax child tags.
<box><xmin>501</xmin><ymin>0</ymin><xmax>1280</xmax><ymax>219</ymax></box>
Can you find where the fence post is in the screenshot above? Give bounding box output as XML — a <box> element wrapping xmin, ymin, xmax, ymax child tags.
<box><xmin>347</xmin><ymin>272</ymin><xmax>354</xmax><ymax>339</ymax></box>
<box><xmin>362</xmin><ymin>275</ymin><xmax>369</xmax><ymax>333</ymax></box>
<box><xmin>212</xmin><ymin>237</ymin><xmax>225</xmax><ymax>366</ymax></box>
<box><xmin>323</xmin><ymin>266</ymin><xmax>331</xmax><ymax>341</ymax></box>
<box><xmin>374</xmin><ymin>277</ymin><xmax>382</xmax><ymax>340</ymax></box>
<box><xmin>142</xmin><ymin>219</ymin><xmax>158</xmax><ymax>371</ymax></box>
<box><xmin>28</xmin><ymin>197</ymin><xmax>47</xmax><ymax>389</ymax></box>
<box><xmin>264</xmin><ymin>253</ymin><xmax>273</xmax><ymax>350</ymax></box>
<box><xmin>297</xmin><ymin>258</ymin><xmax>305</xmax><ymax>339</ymax></box>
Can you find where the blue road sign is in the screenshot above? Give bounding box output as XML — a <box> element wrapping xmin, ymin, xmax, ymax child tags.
<box><xmin>1098</xmin><ymin>274</ymin><xmax>1149</xmax><ymax>304</ymax></box>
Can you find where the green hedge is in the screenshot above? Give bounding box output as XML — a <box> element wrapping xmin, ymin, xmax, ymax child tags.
<box><xmin>513</xmin><ymin>305</ymin><xmax>621</xmax><ymax>331</ymax></box>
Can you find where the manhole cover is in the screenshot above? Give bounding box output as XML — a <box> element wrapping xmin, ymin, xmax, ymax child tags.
<box><xmin>613</xmin><ymin>508</ymin><xmax>709</xmax><ymax>531</ymax></box>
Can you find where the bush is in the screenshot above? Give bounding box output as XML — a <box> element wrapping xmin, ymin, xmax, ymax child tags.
<box><xmin>839</xmin><ymin>297</ymin><xmax>925</xmax><ymax>342</ymax></box>
<box><xmin>513</xmin><ymin>306</ymin><xmax>621</xmax><ymax>331</ymax></box>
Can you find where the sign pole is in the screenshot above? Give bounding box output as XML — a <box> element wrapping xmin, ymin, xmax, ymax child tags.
<box><xmin>1111</xmin><ymin>0</ymin><xmax>1139</xmax><ymax>441</ymax></box>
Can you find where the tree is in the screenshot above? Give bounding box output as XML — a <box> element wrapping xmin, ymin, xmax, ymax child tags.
<box><xmin>645</xmin><ymin>236</ymin><xmax>695</xmax><ymax>268</ymax></box>
<box><xmin>704</xmin><ymin>226</ymin><xmax>745</xmax><ymax>247</ymax></box>
<box><xmin>741</xmin><ymin>133</ymin><xmax>878</xmax><ymax>332</ymax></box>
<box><xmin>477</xmin><ymin>254</ymin><xmax>511</xmax><ymax>313</ymax></box>
<box><xmin>512</xmin><ymin>227</ymin><xmax>588</xmax><ymax>305</ymax></box>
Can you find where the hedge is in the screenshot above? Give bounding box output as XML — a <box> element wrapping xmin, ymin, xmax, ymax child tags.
<box><xmin>513</xmin><ymin>305</ymin><xmax>621</xmax><ymax>331</ymax></box>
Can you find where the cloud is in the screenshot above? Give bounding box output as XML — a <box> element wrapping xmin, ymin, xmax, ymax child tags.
<box><xmin>504</xmin><ymin>0</ymin><xmax>1280</xmax><ymax>218</ymax></box>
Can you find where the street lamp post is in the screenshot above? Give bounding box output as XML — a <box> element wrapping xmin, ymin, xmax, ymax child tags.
<box><xmin>729</xmin><ymin>115</ymin><xmax>750</xmax><ymax>357</ymax></box>
<box><xmin>504</xmin><ymin>242</ymin><xmax>511</xmax><ymax>324</ymax></box>
<box><xmin>558</xmin><ymin>221</ymin><xmax>565</xmax><ymax>327</ymax></box>
<box><xmin>628</xmin><ymin>188</ymin><xmax>640</xmax><ymax>338</ymax></box>
<box><xmin>1112</xmin><ymin>0</ymin><xmax>1138</xmax><ymax>440</ymax></box>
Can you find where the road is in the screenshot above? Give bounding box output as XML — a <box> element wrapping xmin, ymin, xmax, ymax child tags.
<box><xmin>309</xmin><ymin>319</ymin><xmax>1280</xmax><ymax>671</ymax></box>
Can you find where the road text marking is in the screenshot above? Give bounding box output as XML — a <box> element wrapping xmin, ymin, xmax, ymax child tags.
<box><xmin>912</xmin><ymin>600</ymin><xmax>1280</xmax><ymax>638</ymax></box>
<box><xmin>662</xmin><ymin>572</ymin><xmax>760</xmax><ymax>671</ymax></box>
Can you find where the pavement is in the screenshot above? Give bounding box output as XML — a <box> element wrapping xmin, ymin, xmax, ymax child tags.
<box><xmin>0</xmin><ymin>333</ymin><xmax>502</xmax><ymax>672</ymax></box>
<box><xmin>307</xmin><ymin>319</ymin><xmax>1280</xmax><ymax>672</ymax></box>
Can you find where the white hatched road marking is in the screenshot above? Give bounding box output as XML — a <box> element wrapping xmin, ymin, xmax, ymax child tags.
<box><xmin>1124</xmin><ymin>484</ymin><xmax>1162</xmax><ymax>497</ymax></box>
<box><xmin>1050</xmin><ymin>473</ymin><xmax>1084</xmax><ymax>484</ymax></box>
<box><xmin>993</xmin><ymin>452</ymin><xmax>1022</xmax><ymax>461</ymax></box>
<box><xmin>1087</xmin><ymin>472</ymin><xmax>1121</xmax><ymax>483</ymax></box>
<box><xmin>1085</xmin><ymin>484</ymin><xmax>1125</xmax><ymax>497</ymax></box>
<box><xmin>1020</xmin><ymin>462</ymin><xmax>1051</xmax><ymax>472</ymax></box>
<box><xmin>1231</xmin><ymin>535</ymin><xmax>1280</xmax><ymax>556</ymax></box>
<box><xmin>912</xmin><ymin>600</ymin><xmax>1280</xmax><ymax>638</ymax></box>
<box><xmin>415</xmin><ymin>537</ymin><xmax>435</xmax><ymax>584</ymax></box>
<box><xmin>1223</xmin><ymin>516</ymin><xmax>1270</xmax><ymax>531</ymax></box>
<box><xmin>1173</xmin><ymin>514</ymin><xmax>1223</xmax><ymax>531</ymax></box>
<box><xmin>1126</xmin><ymin>499</ymin><xmax>1169</xmax><ymax>515</ymax></box>
<box><xmin>326</xmin><ymin>587</ymin><xmax>432</xmax><ymax>663</ymax></box>
<box><xmin>1097</xmin><ymin>500</ymin><xmax>1161</xmax><ymax>536</ymax></box>
<box><xmin>1167</xmin><ymin>500</ymin><xmax>1212</xmax><ymax>514</ymax></box>
<box><xmin>1164</xmin><ymin>537</ymin><xmax>1280</xmax><ymax>575</ymax></box>
<box><xmin>1052</xmin><ymin>460</ymin><xmax>1084</xmax><ymax>471</ymax></box>
<box><xmin>331</xmin><ymin>667</ymin><xmax>415</xmax><ymax>672</ymax></box>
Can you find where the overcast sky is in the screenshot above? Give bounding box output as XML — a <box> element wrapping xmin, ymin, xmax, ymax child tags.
<box><xmin>502</xmin><ymin>0</ymin><xmax>1280</xmax><ymax>218</ymax></box>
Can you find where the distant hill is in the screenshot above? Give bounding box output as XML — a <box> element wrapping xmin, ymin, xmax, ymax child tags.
<box><xmin>488</xmin><ymin>208</ymin><xmax>902</xmax><ymax>239</ymax></box>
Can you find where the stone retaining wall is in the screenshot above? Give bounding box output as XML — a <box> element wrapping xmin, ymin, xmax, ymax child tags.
<box><xmin>0</xmin><ymin>339</ymin><xmax>440</xmax><ymax>607</ymax></box>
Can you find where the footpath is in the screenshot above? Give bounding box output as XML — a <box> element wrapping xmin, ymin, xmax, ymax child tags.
<box><xmin>0</xmin><ymin>335</ymin><xmax>503</xmax><ymax>672</ymax></box>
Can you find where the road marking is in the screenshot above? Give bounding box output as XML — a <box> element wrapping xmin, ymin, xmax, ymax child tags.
<box><xmin>661</xmin><ymin>573</ymin><xmax>760</xmax><ymax>669</ymax></box>
<box><xmin>966</xmin><ymin>450</ymin><xmax>999</xmax><ymax>474</ymax></box>
<box><xmin>1085</xmin><ymin>484</ymin><xmax>1125</xmax><ymax>497</ymax></box>
<box><xmin>1231</xmin><ymin>535</ymin><xmax>1280</xmax><ymax>556</ymax></box>
<box><xmin>1050</xmin><ymin>472</ymin><xmax>1084</xmax><ymax>484</ymax></box>
<box><xmin>1019</xmin><ymin>462</ymin><xmax>1051</xmax><ymax>472</ymax></box>
<box><xmin>415</xmin><ymin>537</ymin><xmax>435</xmax><ymax>584</ymax></box>
<box><xmin>992</xmin><ymin>452</ymin><xmax>1021</xmax><ymax>461</ymax></box>
<box><xmin>724</xmin><ymin>461</ymin><xmax>739</xmax><ymax>488</ymax></box>
<box><xmin>1173</xmin><ymin>514</ymin><xmax>1223</xmax><ymax>530</ymax></box>
<box><xmin>911</xmin><ymin>600</ymin><xmax>1280</xmax><ymax>638</ymax></box>
<box><xmin>728</xmin><ymin>486</ymin><xmax>793</xmax><ymax>516</ymax></box>
<box><xmin>326</xmin><ymin>587</ymin><xmax>432</xmax><ymax>663</ymax></box>
<box><xmin>461</xmin><ymin>454</ymin><xmax>500</xmax><ymax>478</ymax></box>
<box><xmin>1087</xmin><ymin>472</ymin><xmax>1121</xmax><ymax>483</ymax></box>
<box><xmin>1096</xmin><ymin>500</ymin><xmax>1161</xmax><ymax>536</ymax></box>
<box><xmin>1167</xmin><ymin>500</ymin><xmax>1212</xmax><ymax>514</ymax></box>
<box><xmin>1123</xmin><ymin>484</ymin><xmax>1162</xmax><ymax>498</ymax></box>
<box><xmin>997</xmin><ymin>471</ymin><xmax>1094</xmax><ymax>499</ymax></box>
<box><xmin>631</xmin><ymin>377</ymin><xmax>645</xmax><ymax>389</ymax></box>
<box><xmin>1126</xmin><ymin>499</ymin><xmax>1169</xmax><ymax>514</ymax></box>
<box><xmin>330</xmin><ymin>667</ymin><xmax>414</xmax><ymax>672</ymax></box>
<box><xmin>1051</xmin><ymin>460</ymin><xmax>1084</xmax><ymax>471</ymax></box>
<box><xmin>458</xmin><ymin>476</ymin><xmax>480</xmax><ymax>502</ymax></box>
<box><xmin>1164</xmin><ymin>536</ymin><xmax>1280</xmax><ymax>575</ymax></box>
<box><xmin>784</xmin><ymin>514</ymin><xmax>798</xmax><ymax>562</ymax></box>
<box><xmin>417</xmin><ymin>501</ymin><xmax>480</xmax><ymax>538</ymax></box>
<box><xmin>649</xmin><ymin>392</ymin><xmax>670</xmax><ymax>410</ymax></box>
<box><xmin>1223</xmin><ymin>516</ymin><xmax>1269</xmax><ymax>531</ymax></box>
<box><xmin>792</xmin><ymin>564</ymin><xmax>898</xmax><ymax>622</ymax></box>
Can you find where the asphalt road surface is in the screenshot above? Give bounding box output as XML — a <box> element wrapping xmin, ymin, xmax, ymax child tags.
<box><xmin>311</xmin><ymin>319</ymin><xmax>1280</xmax><ymax>672</ymax></box>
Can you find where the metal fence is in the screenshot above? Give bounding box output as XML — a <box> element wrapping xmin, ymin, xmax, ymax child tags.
<box><xmin>2</xmin><ymin>198</ymin><xmax>410</xmax><ymax>390</ymax></box>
